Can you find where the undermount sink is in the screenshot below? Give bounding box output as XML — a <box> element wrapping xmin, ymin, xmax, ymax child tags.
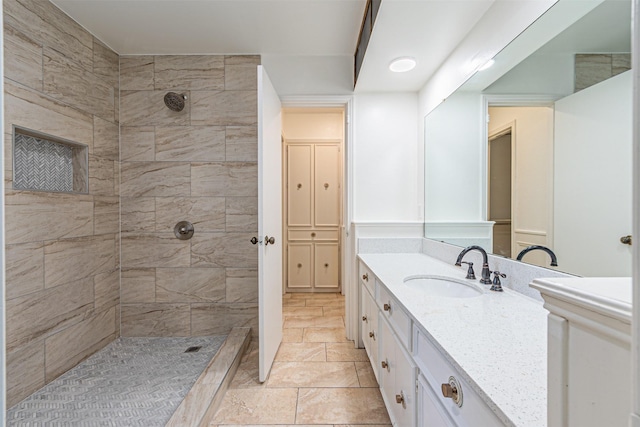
<box><xmin>403</xmin><ymin>275</ymin><xmax>483</xmax><ymax>298</ymax></box>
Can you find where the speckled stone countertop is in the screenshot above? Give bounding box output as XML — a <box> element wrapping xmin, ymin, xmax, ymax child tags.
<box><xmin>358</xmin><ymin>253</ymin><xmax>548</xmax><ymax>427</ymax></box>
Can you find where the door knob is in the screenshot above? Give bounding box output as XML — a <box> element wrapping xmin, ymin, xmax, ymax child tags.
<box><xmin>250</xmin><ymin>237</ymin><xmax>258</xmax><ymax>245</ymax></box>
<box><xmin>265</xmin><ymin>236</ymin><xmax>275</xmax><ymax>245</ymax></box>
<box><xmin>620</xmin><ymin>235</ymin><xmax>632</xmax><ymax>245</ymax></box>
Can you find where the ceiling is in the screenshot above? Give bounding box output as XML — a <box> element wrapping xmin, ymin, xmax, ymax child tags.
<box><xmin>50</xmin><ymin>0</ymin><xmax>499</xmax><ymax>93</ymax></box>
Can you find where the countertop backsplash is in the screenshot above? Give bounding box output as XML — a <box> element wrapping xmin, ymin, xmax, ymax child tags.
<box><xmin>358</xmin><ymin>237</ymin><xmax>575</xmax><ymax>302</ymax></box>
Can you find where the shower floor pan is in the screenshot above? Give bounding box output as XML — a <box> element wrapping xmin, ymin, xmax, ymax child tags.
<box><xmin>8</xmin><ymin>335</ymin><xmax>232</xmax><ymax>426</ymax></box>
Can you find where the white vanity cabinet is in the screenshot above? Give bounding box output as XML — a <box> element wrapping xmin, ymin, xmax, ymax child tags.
<box><xmin>418</xmin><ymin>374</ymin><xmax>456</xmax><ymax>427</ymax></box>
<box><xmin>378</xmin><ymin>314</ymin><xmax>417</xmax><ymax>427</ymax></box>
<box><xmin>360</xmin><ymin>262</ymin><xmax>379</xmax><ymax>381</ymax></box>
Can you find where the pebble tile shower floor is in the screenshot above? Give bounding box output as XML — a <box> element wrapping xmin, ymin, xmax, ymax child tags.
<box><xmin>7</xmin><ymin>336</ymin><xmax>227</xmax><ymax>426</ymax></box>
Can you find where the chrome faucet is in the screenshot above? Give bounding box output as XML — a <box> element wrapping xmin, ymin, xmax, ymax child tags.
<box><xmin>516</xmin><ymin>245</ymin><xmax>558</xmax><ymax>267</ymax></box>
<box><xmin>455</xmin><ymin>245</ymin><xmax>492</xmax><ymax>284</ymax></box>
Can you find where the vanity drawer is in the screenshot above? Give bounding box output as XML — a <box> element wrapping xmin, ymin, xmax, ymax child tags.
<box><xmin>377</xmin><ymin>284</ymin><xmax>411</xmax><ymax>350</ymax></box>
<box><xmin>359</xmin><ymin>261</ymin><xmax>375</xmax><ymax>295</ymax></box>
<box><xmin>288</xmin><ymin>230</ymin><xmax>339</xmax><ymax>241</ymax></box>
<box><xmin>413</xmin><ymin>327</ymin><xmax>504</xmax><ymax>426</ymax></box>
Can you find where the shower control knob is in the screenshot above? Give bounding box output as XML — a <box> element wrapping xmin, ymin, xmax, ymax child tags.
<box><xmin>174</xmin><ymin>221</ymin><xmax>194</xmax><ymax>240</ymax></box>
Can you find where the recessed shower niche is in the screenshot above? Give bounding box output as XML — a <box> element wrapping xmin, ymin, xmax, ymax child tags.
<box><xmin>13</xmin><ymin>126</ymin><xmax>89</xmax><ymax>193</ymax></box>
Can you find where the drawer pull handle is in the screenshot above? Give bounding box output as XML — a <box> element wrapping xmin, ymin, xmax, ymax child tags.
<box><xmin>441</xmin><ymin>376</ymin><xmax>463</xmax><ymax>407</ymax></box>
<box><xmin>395</xmin><ymin>392</ymin><xmax>406</xmax><ymax>409</ymax></box>
<box><xmin>362</xmin><ymin>315</ymin><xmax>367</xmax><ymax>322</ymax></box>
<box><xmin>362</xmin><ymin>273</ymin><xmax>368</xmax><ymax>281</ymax></box>
<box><xmin>381</xmin><ymin>360</ymin><xmax>389</xmax><ymax>371</ymax></box>
<box><xmin>383</xmin><ymin>303</ymin><xmax>391</xmax><ymax>312</ymax></box>
<box><xmin>369</xmin><ymin>331</ymin><xmax>375</xmax><ymax>340</ymax></box>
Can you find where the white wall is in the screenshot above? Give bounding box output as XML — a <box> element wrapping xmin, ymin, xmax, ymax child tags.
<box><xmin>554</xmin><ymin>71</ymin><xmax>632</xmax><ymax>277</ymax></box>
<box><xmin>424</xmin><ymin>92</ymin><xmax>483</xmax><ymax>221</ymax></box>
<box><xmin>353</xmin><ymin>93</ymin><xmax>419</xmax><ymax>222</ymax></box>
<box><xmin>262</xmin><ymin>55</ymin><xmax>353</xmax><ymax>96</ymax></box>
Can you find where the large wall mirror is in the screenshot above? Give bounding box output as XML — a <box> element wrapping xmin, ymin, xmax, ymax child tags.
<box><xmin>424</xmin><ymin>0</ymin><xmax>632</xmax><ymax>277</ymax></box>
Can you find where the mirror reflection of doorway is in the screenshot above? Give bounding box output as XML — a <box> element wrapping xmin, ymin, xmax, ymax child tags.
<box><xmin>488</xmin><ymin>129</ymin><xmax>512</xmax><ymax>258</ymax></box>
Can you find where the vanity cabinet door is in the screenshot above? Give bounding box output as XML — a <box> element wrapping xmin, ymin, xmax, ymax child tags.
<box><xmin>379</xmin><ymin>315</ymin><xmax>416</xmax><ymax>427</ymax></box>
<box><xmin>361</xmin><ymin>284</ymin><xmax>379</xmax><ymax>382</ymax></box>
<box><xmin>418</xmin><ymin>374</ymin><xmax>456</xmax><ymax>427</ymax></box>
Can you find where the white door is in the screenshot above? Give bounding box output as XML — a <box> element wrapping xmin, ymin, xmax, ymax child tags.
<box><xmin>258</xmin><ymin>66</ymin><xmax>283</xmax><ymax>382</ymax></box>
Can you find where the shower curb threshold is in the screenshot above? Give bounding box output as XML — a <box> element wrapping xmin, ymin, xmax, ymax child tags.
<box><xmin>166</xmin><ymin>327</ymin><xmax>252</xmax><ymax>427</ymax></box>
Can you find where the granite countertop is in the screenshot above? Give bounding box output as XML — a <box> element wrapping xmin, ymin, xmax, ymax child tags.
<box><xmin>358</xmin><ymin>253</ymin><xmax>549</xmax><ymax>427</ymax></box>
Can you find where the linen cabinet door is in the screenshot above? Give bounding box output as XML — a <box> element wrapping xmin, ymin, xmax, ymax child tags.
<box><xmin>314</xmin><ymin>243</ymin><xmax>339</xmax><ymax>288</ymax></box>
<box><xmin>314</xmin><ymin>144</ymin><xmax>340</xmax><ymax>227</ymax></box>
<box><xmin>287</xmin><ymin>145</ymin><xmax>312</xmax><ymax>227</ymax></box>
<box><xmin>287</xmin><ymin>243</ymin><xmax>312</xmax><ymax>289</ymax></box>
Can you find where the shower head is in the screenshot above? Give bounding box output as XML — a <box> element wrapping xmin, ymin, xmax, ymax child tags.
<box><xmin>164</xmin><ymin>92</ymin><xmax>187</xmax><ymax>112</ymax></box>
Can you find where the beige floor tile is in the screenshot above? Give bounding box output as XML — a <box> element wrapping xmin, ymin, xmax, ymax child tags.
<box><xmin>282</xmin><ymin>298</ymin><xmax>305</xmax><ymax>307</ymax></box>
<box><xmin>355</xmin><ymin>361</ymin><xmax>378</xmax><ymax>387</ymax></box>
<box><xmin>283</xmin><ymin>315</ymin><xmax>344</xmax><ymax>329</ymax></box>
<box><xmin>335</xmin><ymin>425</ymin><xmax>392</xmax><ymax>427</ymax></box>
<box><xmin>296</xmin><ymin>388</ymin><xmax>391</xmax><ymax>425</ymax></box>
<box><xmin>326</xmin><ymin>343</ymin><xmax>369</xmax><ymax>362</ymax></box>
<box><xmin>323</xmin><ymin>306</ymin><xmax>345</xmax><ymax>316</ymax></box>
<box><xmin>212</xmin><ymin>388</ymin><xmax>298</xmax><ymax>424</ymax></box>
<box><xmin>282</xmin><ymin>306</ymin><xmax>323</xmax><ymax>317</ymax></box>
<box><xmin>303</xmin><ymin>327</ymin><xmax>349</xmax><ymax>343</ymax></box>
<box><xmin>267</xmin><ymin>361</ymin><xmax>359</xmax><ymax>388</ymax></box>
<box><xmin>282</xmin><ymin>328</ymin><xmax>303</xmax><ymax>343</ymax></box>
<box><xmin>275</xmin><ymin>343</ymin><xmax>326</xmax><ymax>362</ymax></box>
<box><xmin>305</xmin><ymin>298</ymin><xmax>345</xmax><ymax>307</ymax></box>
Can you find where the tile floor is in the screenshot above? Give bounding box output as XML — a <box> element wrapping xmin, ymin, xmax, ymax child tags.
<box><xmin>209</xmin><ymin>293</ymin><xmax>392</xmax><ymax>426</ymax></box>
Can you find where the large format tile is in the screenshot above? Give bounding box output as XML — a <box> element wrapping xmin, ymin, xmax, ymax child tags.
<box><xmin>155</xmin><ymin>55</ymin><xmax>224</xmax><ymax>90</ymax></box>
<box><xmin>120</xmin><ymin>162</ymin><xmax>190</xmax><ymax>197</ymax></box>
<box><xmin>121</xmin><ymin>303</ymin><xmax>191</xmax><ymax>336</ymax></box>
<box><xmin>225</xmin><ymin>197</ymin><xmax>257</xmax><ymax>232</ymax></box>
<box><xmin>283</xmin><ymin>315</ymin><xmax>344</xmax><ymax>329</ymax></box>
<box><xmin>89</xmin><ymin>155</ymin><xmax>116</xmax><ymax>196</ymax></box>
<box><xmin>267</xmin><ymin>361</ymin><xmax>359</xmax><ymax>387</ymax></box>
<box><xmin>120</xmin><ymin>126</ymin><xmax>155</xmax><ymax>161</ymax></box>
<box><xmin>191</xmin><ymin>162</ymin><xmax>257</xmax><ymax>197</ymax></box>
<box><xmin>121</xmin><ymin>233</ymin><xmax>191</xmax><ymax>268</ymax></box>
<box><xmin>5</xmin><ymin>80</ymin><xmax>93</xmax><ymax>147</ymax></box>
<box><xmin>224</xmin><ymin>55</ymin><xmax>260</xmax><ymax>91</ymax></box>
<box><xmin>44</xmin><ymin>235</ymin><xmax>116</xmax><ymax>288</ymax></box>
<box><xmin>191</xmin><ymin>90</ymin><xmax>257</xmax><ymax>126</ymax></box>
<box><xmin>120</xmin><ymin>90</ymin><xmax>190</xmax><ymax>126</ymax></box>
<box><xmin>93</xmin><ymin>116</ymin><xmax>119</xmax><ymax>160</ymax></box>
<box><xmin>6</xmin><ymin>241</ymin><xmax>44</xmax><ymax>299</ymax></box>
<box><xmin>93</xmin><ymin>38</ymin><xmax>119</xmax><ymax>89</ymax></box>
<box><xmin>155</xmin><ymin>196</ymin><xmax>225</xmax><ymax>233</ymax></box>
<box><xmin>283</xmin><ymin>306</ymin><xmax>324</xmax><ymax>317</ymax></box>
<box><xmin>275</xmin><ymin>343</ymin><xmax>326</xmax><ymax>362</ymax></box>
<box><xmin>303</xmin><ymin>327</ymin><xmax>349</xmax><ymax>343</ymax></box>
<box><xmin>121</xmin><ymin>197</ymin><xmax>155</xmax><ymax>232</ymax></box>
<box><xmin>4</xmin><ymin>0</ymin><xmax>93</xmax><ymax>69</ymax></box>
<box><xmin>120</xmin><ymin>56</ymin><xmax>154</xmax><ymax>90</ymax></box>
<box><xmin>355</xmin><ymin>361</ymin><xmax>378</xmax><ymax>387</ymax></box>
<box><xmin>6</xmin><ymin>339</ymin><xmax>45</xmax><ymax>407</ymax></box>
<box><xmin>282</xmin><ymin>328</ymin><xmax>304</xmax><ymax>343</ymax></box>
<box><xmin>121</xmin><ymin>268</ymin><xmax>156</xmax><ymax>303</ymax></box>
<box><xmin>191</xmin><ymin>303</ymin><xmax>258</xmax><ymax>336</ymax></box>
<box><xmin>296</xmin><ymin>388</ymin><xmax>391</xmax><ymax>425</ymax></box>
<box><xmin>6</xmin><ymin>277</ymin><xmax>94</xmax><ymax>351</ymax></box>
<box><xmin>155</xmin><ymin>125</ymin><xmax>225</xmax><ymax>161</ymax></box>
<box><xmin>44</xmin><ymin>307</ymin><xmax>116</xmax><ymax>381</ymax></box>
<box><xmin>225</xmin><ymin>269</ymin><xmax>258</xmax><ymax>303</ymax></box>
<box><xmin>93</xmin><ymin>196</ymin><xmax>119</xmax><ymax>234</ymax></box>
<box><xmin>4</xmin><ymin>24</ymin><xmax>43</xmax><ymax>91</ymax></box>
<box><xmin>326</xmin><ymin>343</ymin><xmax>369</xmax><ymax>362</ymax></box>
<box><xmin>191</xmin><ymin>233</ymin><xmax>258</xmax><ymax>268</ymax></box>
<box><xmin>94</xmin><ymin>269</ymin><xmax>120</xmax><ymax>313</ymax></box>
<box><xmin>43</xmin><ymin>47</ymin><xmax>114</xmax><ymax>119</ymax></box>
<box><xmin>225</xmin><ymin>126</ymin><xmax>257</xmax><ymax>162</ymax></box>
<box><xmin>212</xmin><ymin>388</ymin><xmax>298</xmax><ymax>425</ymax></box>
<box><xmin>155</xmin><ymin>268</ymin><xmax>226</xmax><ymax>303</ymax></box>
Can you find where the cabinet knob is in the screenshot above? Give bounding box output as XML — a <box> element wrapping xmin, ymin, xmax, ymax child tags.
<box><xmin>311</xmin><ymin>232</ymin><xmax>316</xmax><ymax>237</ymax></box>
<box><xmin>369</xmin><ymin>331</ymin><xmax>375</xmax><ymax>340</ymax></box>
<box><xmin>324</xmin><ymin>263</ymin><xmax>329</xmax><ymax>267</ymax></box>
<box><xmin>395</xmin><ymin>392</ymin><xmax>406</xmax><ymax>409</ymax></box>
<box><xmin>324</xmin><ymin>182</ymin><xmax>329</xmax><ymax>189</ymax></box>
<box><xmin>383</xmin><ymin>303</ymin><xmax>391</xmax><ymax>312</ymax></box>
<box><xmin>362</xmin><ymin>273</ymin><xmax>368</xmax><ymax>281</ymax></box>
<box><xmin>297</xmin><ymin>183</ymin><xmax>302</xmax><ymax>189</ymax></box>
<box><xmin>297</xmin><ymin>263</ymin><xmax>302</xmax><ymax>268</ymax></box>
<box><xmin>441</xmin><ymin>376</ymin><xmax>463</xmax><ymax>407</ymax></box>
<box><xmin>381</xmin><ymin>359</ymin><xmax>389</xmax><ymax>371</ymax></box>
<box><xmin>362</xmin><ymin>315</ymin><xmax>367</xmax><ymax>322</ymax></box>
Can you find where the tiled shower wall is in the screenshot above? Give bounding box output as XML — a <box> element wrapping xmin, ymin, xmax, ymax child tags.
<box><xmin>3</xmin><ymin>0</ymin><xmax>120</xmax><ymax>406</ymax></box>
<box><xmin>119</xmin><ymin>55</ymin><xmax>259</xmax><ymax>338</ymax></box>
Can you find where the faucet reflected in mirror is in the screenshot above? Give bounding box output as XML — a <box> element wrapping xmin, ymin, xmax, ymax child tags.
<box><xmin>516</xmin><ymin>245</ymin><xmax>558</xmax><ymax>267</ymax></box>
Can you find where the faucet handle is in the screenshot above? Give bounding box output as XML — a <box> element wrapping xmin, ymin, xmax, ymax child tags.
<box><xmin>460</xmin><ymin>261</ymin><xmax>476</xmax><ymax>280</ymax></box>
<box><xmin>490</xmin><ymin>271</ymin><xmax>506</xmax><ymax>292</ymax></box>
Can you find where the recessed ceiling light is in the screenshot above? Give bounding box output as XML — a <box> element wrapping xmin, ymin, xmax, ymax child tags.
<box><xmin>389</xmin><ymin>57</ymin><xmax>416</xmax><ymax>73</ymax></box>
<box><xmin>478</xmin><ymin>59</ymin><xmax>495</xmax><ymax>71</ymax></box>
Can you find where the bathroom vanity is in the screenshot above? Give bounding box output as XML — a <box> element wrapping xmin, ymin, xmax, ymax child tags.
<box><xmin>358</xmin><ymin>253</ymin><xmax>548</xmax><ymax>427</ymax></box>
